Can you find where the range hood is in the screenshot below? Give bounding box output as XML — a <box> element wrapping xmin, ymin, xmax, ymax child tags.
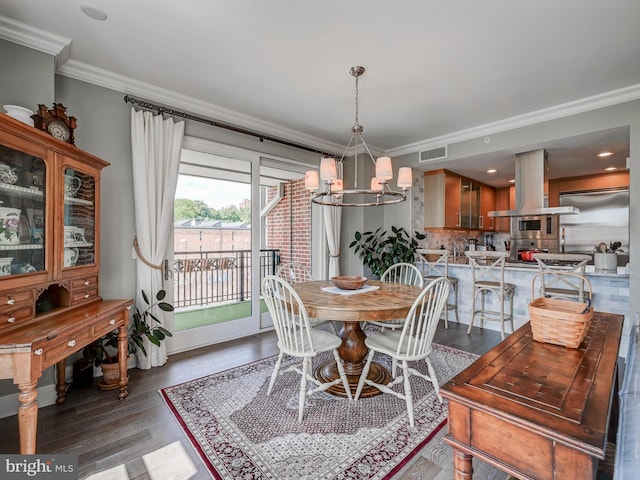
<box><xmin>488</xmin><ymin>149</ymin><xmax>579</xmax><ymax>217</ymax></box>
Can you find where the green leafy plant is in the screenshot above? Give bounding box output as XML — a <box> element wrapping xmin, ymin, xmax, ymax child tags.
<box><xmin>349</xmin><ymin>226</ymin><xmax>426</xmax><ymax>278</ymax></box>
<box><xmin>83</xmin><ymin>289</ymin><xmax>174</xmax><ymax>367</ymax></box>
<box><xmin>594</xmin><ymin>241</ymin><xmax>622</xmax><ymax>253</ymax></box>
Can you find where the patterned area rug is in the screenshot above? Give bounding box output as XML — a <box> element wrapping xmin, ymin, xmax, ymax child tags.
<box><xmin>160</xmin><ymin>344</ymin><xmax>477</xmax><ymax>480</ymax></box>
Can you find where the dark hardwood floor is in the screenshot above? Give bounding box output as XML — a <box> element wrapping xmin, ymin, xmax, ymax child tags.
<box><xmin>1</xmin><ymin>322</ymin><xmax>503</xmax><ymax>479</ymax></box>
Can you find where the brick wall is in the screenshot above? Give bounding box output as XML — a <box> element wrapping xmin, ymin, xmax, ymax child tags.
<box><xmin>173</xmin><ymin>178</ymin><xmax>312</xmax><ymax>272</ymax></box>
<box><xmin>266</xmin><ymin>179</ymin><xmax>312</xmax><ymax>271</ymax></box>
<box><xmin>174</xmin><ymin>228</ymin><xmax>251</xmax><ymax>252</ymax></box>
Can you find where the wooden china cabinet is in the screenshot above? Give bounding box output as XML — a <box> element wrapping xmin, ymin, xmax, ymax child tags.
<box><xmin>0</xmin><ymin>113</ymin><xmax>133</xmax><ymax>454</ymax></box>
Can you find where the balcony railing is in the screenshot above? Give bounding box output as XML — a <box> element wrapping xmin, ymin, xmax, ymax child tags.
<box><xmin>173</xmin><ymin>249</ymin><xmax>280</xmax><ymax>309</ymax></box>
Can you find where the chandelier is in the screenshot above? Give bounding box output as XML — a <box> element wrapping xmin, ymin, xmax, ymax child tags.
<box><xmin>304</xmin><ymin>66</ymin><xmax>412</xmax><ymax>207</ymax></box>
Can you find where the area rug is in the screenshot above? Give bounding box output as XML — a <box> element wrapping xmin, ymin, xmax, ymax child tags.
<box><xmin>159</xmin><ymin>344</ymin><xmax>478</xmax><ymax>480</ymax></box>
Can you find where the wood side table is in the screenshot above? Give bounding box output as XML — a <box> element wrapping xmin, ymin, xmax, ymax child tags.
<box><xmin>440</xmin><ymin>311</ymin><xmax>623</xmax><ymax>480</ymax></box>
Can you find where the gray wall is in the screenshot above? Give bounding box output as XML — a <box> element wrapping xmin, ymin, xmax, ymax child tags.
<box><xmin>0</xmin><ymin>41</ymin><xmax>54</xmax><ymax>107</ymax></box>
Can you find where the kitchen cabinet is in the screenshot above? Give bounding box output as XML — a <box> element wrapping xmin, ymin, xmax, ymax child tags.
<box><xmin>0</xmin><ymin>113</ymin><xmax>132</xmax><ymax>453</ymax></box>
<box><xmin>480</xmin><ymin>185</ymin><xmax>496</xmax><ymax>231</ymax></box>
<box><xmin>425</xmin><ymin>170</ymin><xmax>461</xmax><ymax>228</ymax></box>
<box><xmin>424</xmin><ymin>169</ymin><xmax>494</xmax><ymax>230</ymax></box>
<box><xmin>494</xmin><ymin>187</ymin><xmax>515</xmax><ymax>232</ymax></box>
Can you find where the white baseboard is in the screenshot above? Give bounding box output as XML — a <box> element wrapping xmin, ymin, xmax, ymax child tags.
<box><xmin>0</xmin><ymin>383</ymin><xmax>59</xmax><ymax>420</ymax></box>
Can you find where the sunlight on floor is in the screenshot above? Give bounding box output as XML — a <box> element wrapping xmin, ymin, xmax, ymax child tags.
<box><xmin>83</xmin><ymin>441</ymin><xmax>197</xmax><ymax>480</ymax></box>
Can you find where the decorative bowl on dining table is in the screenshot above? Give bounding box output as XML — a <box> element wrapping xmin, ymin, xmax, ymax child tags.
<box><xmin>331</xmin><ymin>275</ymin><xmax>367</xmax><ymax>290</ymax></box>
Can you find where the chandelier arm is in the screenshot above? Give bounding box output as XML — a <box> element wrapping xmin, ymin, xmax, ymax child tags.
<box><xmin>311</xmin><ymin>189</ymin><xmax>406</xmax><ymax>207</ymax></box>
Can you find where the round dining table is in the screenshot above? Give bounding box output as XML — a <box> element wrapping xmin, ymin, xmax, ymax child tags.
<box><xmin>292</xmin><ymin>279</ymin><xmax>422</xmax><ymax>398</ymax></box>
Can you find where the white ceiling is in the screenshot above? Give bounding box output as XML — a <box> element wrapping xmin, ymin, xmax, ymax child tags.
<box><xmin>1</xmin><ymin>1</ymin><xmax>638</xmax><ymax>187</ymax></box>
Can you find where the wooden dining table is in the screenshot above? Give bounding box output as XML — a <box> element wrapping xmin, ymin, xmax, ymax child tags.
<box><xmin>292</xmin><ymin>279</ymin><xmax>422</xmax><ymax>398</ymax></box>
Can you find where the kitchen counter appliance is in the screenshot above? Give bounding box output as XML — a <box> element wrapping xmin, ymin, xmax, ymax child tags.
<box><xmin>510</xmin><ymin>214</ymin><xmax>559</xmax><ymax>261</ymax></box>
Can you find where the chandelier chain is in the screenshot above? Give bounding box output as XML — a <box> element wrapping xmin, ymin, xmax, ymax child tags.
<box><xmin>354</xmin><ymin>72</ymin><xmax>359</xmax><ymax>127</ymax></box>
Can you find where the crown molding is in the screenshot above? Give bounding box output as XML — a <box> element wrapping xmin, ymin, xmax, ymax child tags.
<box><xmin>58</xmin><ymin>59</ymin><xmax>346</xmax><ymax>157</ymax></box>
<box><xmin>3</xmin><ymin>14</ymin><xmax>639</xmax><ymax>160</ymax></box>
<box><xmin>387</xmin><ymin>83</ymin><xmax>640</xmax><ymax>157</ymax></box>
<box><xmin>0</xmin><ymin>14</ymin><xmax>71</xmax><ymax>70</ymax></box>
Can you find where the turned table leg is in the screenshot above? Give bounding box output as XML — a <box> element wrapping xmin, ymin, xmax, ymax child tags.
<box><xmin>117</xmin><ymin>324</ymin><xmax>129</xmax><ymax>399</ymax></box>
<box><xmin>452</xmin><ymin>448</ymin><xmax>473</xmax><ymax>480</ymax></box>
<box><xmin>17</xmin><ymin>381</ymin><xmax>38</xmax><ymax>454</ymax></box>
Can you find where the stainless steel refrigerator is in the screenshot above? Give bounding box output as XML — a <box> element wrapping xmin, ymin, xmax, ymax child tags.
<box><xmin>559</xmin><ymin>189</ymin><xmax>629</xmax><ymax>265</ymax></box>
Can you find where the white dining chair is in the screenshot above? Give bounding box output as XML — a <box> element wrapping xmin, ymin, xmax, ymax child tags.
<box><xmin>354</xmin><ymin>277</ymin><xmax>450</xmax><ymax>428</ymax></box>
<box><xmin>366</xmin><ymin>262</ymin><xmax>424</xmax><ymax>332</ymax></box>
<box><xmin>261</xmin><ymin>275</ymin><xmax>352</xmax><ymax>422</ymax></box>
<box><xmin>276</xmin><ymin>262</ymin><xmax>336</xmax><ymax>333</ymax></box>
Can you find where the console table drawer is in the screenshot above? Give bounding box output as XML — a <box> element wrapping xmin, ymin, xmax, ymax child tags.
<box><xmin>92</xmin><ymin>314</ymin><xmax>125</xmax><ymax>338</ymax></box>
<box><xmin>34</xmin><ymin>328</ymin><xmax>92</xmax><ymax>366</ymax></box>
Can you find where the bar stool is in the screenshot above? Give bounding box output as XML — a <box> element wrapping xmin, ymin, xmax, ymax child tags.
<box><xmin>416</xmin><ymin>248</ymin><xmax>459</xmax><ymax>328</ymax></box>
<box><xmin>532</xmin><ymin>253</ymin><xmax>592</xmax><ymax>302</ymax></box>
<box><xmin>465</xmin><ymin>251</ymin><xmax>515</xmax><ymax>340</ymax></box>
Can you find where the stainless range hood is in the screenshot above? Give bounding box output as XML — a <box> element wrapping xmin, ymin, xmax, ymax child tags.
<box><xmin>488</xmin><ymin>149</ymin><xmax>579</xmax><ymax>217</ymax></box>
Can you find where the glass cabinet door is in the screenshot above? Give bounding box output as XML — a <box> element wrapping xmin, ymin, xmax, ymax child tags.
<box><xmin>63</xmin><ymin>167</ymin><xmax>95</xmax><ymax>268</ymax></box>
<box><xmin>0</xmin><ymin>144</ymin><xmax>46</xmax><ymax>276</ymax></box>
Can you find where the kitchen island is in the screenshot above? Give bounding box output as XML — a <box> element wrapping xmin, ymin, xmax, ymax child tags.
<box><xmin>418</xmin><ymin>255</ymin><xmax>632</xmax><ymax>356</ymax></box>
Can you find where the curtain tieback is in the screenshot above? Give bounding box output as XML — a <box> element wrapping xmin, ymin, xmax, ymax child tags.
<box><xmin>329</xmin><ymin>251</ymin><xmax>340</xmax><ymax>258</ymax></box>
<box><xmin>133</xmin><ymin>236</ymin><xmax>163</xmax><ymax>270</ymax></box>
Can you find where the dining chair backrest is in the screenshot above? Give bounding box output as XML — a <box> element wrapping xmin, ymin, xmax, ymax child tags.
<box><xmin>276</xmin><ymin>262</ymin><xmax>312</xmax><ymax>284</ymax></box>
<box><xmin>532</xmin><ymin>253</ymin><xmax>592</xmax><ymax>300</ymax></box>
<box><xmin>465</xmin><ymin>251</ymin><xmax>508</xmax><ymax>286</ymax></box>
<box><xmin>396</xmin><ymin>277</ymin><xmax>450</xmax><ymax>359</ymax></box>
<box><xmin>416</xmin><ymin>248</ymin><xmax>450</xmax><ymax>278</ymax></box>
<box><xmin>261</xmin><ymin>275</ymin><xmax>315</xmax><ymax>356</ymax></box>
<box><xmin>380</xmin><ymin>262</ymin><xmax>424</xmax><ymax>288</ymax></box>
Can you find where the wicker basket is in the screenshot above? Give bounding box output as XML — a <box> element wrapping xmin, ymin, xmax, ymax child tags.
<box><xmin>528</xmin><ymin>273</ymin><xmax>593</xmax><ymax>348</ymax></box>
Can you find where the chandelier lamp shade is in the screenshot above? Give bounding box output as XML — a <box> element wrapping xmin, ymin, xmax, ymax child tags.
<box><xmin>304</xmin><ymin>66</ymin><xmax>412</xmax><ymax>207</ymax></box>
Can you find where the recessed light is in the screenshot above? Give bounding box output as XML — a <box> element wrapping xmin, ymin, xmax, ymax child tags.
<box><xmin>508</xmin><ymin>179</ymin><xmax>516</xmax><ymax>184</ymax></box>
<box><xmin>81</xmin><ymin>4</ymin><xmax>108</xmax><ymax>21</ymax></box>
<box><xmin>604</xmin><ymin>167</ymin><xmax>618</xmax><ymax>171</ymax></box>
<box><xmin>597</xmin><ymin>151</ymin><xmax>613</xmax><ymax>158</ymax></box>
<box><xmin>486</xmin><ymin>169</ymin><xmax>498</xmax><ymax>174</ymax></box>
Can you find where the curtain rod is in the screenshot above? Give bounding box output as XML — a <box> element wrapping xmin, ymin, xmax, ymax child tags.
<box><xmin>123</xmin><ymin>95</ymin><xmax>335</xmax><ymax>157</ymax></box>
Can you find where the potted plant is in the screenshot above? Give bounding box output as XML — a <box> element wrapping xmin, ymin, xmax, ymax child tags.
<box><xmin>83</xmin><ymin>288</ymin><xmax>173</xmax><ymax>389</ymax></box>
<box><xmin>349</xmin><ymin>226</ymin><xmax>426</xmax><ymax>278</ymax></box>
<box><xmin>593</xmin><ymin>241</ymin><xmax>622</xmax><ymax>272</ymax></box>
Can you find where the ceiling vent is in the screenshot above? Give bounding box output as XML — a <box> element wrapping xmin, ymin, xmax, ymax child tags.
<box><xmin>419</xmin><ymin>145</ymin><xmax>448</xmax><ymax>163</ymax></box>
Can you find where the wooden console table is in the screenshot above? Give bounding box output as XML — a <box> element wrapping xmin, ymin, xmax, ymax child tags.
<box><xmin>440</xmin><ymin>311</ymin><xmax>623</xmax><ymax>480</ymax></box>
<box><xmin>0</xmin><ymin>299</ymin><xmax>133</xmax><ymax>454</ymax></box>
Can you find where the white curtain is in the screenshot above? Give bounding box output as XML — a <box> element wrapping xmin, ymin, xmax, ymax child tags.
<box><xmin>130</xmin><ymin>108</ymin><xmax>184</xmax><ymax>369</ymax></box>
<box><xmin>323</xmin><ymin>205</ymin><xmax>342</xmax><ymax>278</ymax></box>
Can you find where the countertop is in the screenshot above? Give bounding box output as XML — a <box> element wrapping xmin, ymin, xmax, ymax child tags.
<box><xmin>444</xmin><ymin>255</ymin><xmax>629</xmax><ymax>277</ymax></box>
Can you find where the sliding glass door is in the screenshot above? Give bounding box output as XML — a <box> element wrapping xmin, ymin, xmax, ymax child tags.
<box><xmin>167</xmin><ymin>137</ymin><xmax>317</xmax><ymax>353</ymax></box>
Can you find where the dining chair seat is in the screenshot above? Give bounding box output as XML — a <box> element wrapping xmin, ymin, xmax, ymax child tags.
<box><xmin>280</xmin><ymin>328</ymin><xmax>342</xmax><ymax>357</ymax></box>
